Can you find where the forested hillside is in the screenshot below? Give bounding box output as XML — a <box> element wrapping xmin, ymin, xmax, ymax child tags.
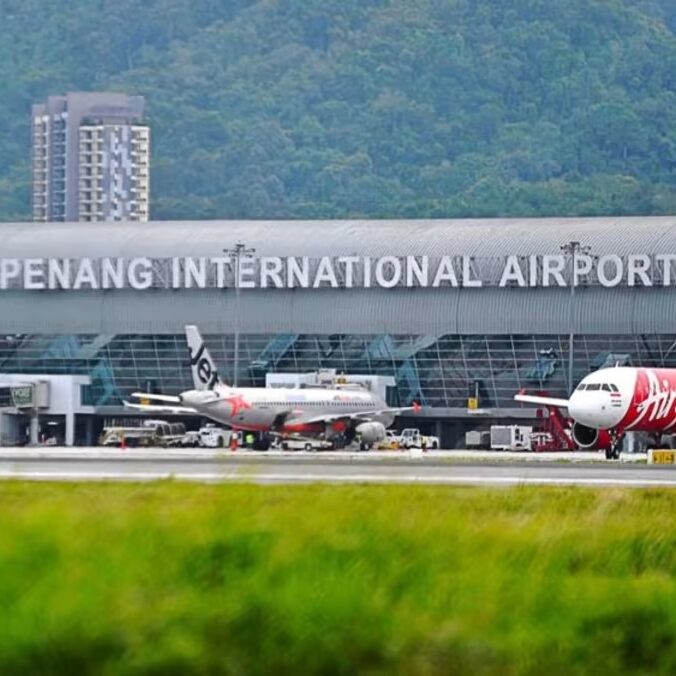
<box><xmin>1</xmin><ymin>0</ymin><xmax>675</xmax><ymax>221</ymax></box>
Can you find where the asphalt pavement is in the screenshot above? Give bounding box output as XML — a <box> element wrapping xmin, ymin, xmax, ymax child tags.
<box><xmin>0</xmin><ymin>447</ymin><xmax>674</xmax><ymax>487</ymax></box>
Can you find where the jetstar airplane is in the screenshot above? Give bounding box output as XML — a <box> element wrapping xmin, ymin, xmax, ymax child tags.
<box><xmin>515</xmin><ymin>366</ymin><xmax>676</xmax><ymax>459</ymax></box>
<box><xmin>124</xmin><ymin>326</ymin><xmax>419</xmax><ymax>450</ymax></box>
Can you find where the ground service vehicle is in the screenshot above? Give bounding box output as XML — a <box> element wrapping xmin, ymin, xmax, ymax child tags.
<box><xmin>178</xmin><ymin>430</ymin><xmax>201</xmax><ymax>448</ymax></box>
<box><xmin>162</xmin><ymin>422</ymin><xmax>189</xmax><ymax>447</ymax></box>
<box><xmin>399</xmin><ymin>428</ymin><xmax>440</xmax><ymax>449</ymax></box>
<box><xmin>465</xmin><ymin>430</ymin><xmax>491</xmax><ymax>449</ymax></box>
<box><xmin>99</xmin><ymin>420</ymin><xmax>186</xmax><ymax>447</ymax></box>
<box><xmin>377</xmin><ymin>430</ymin><xmax>401</xmax><ymax>450</ymax></box>
<box><xmin>490</xmin><ymin>425</ymin><xmax>533</xmax><ymax>451</ymax></box>
<box><xmin>198</xmin><ymin>425</ymin><xmax>237</xmax><ymax>448</ymax></box>
<box><xmin>280</xmin><ymin>437</ymin><xmax>333</xmax><ymax>451</ymax></box>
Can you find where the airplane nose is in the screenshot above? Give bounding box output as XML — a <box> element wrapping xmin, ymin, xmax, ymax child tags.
<box><xmin>568</xmin><ymin>392</ymin><xmax>603</xmax><ymax>428</ymax></box>
<box><xmin>568</xmin><ymin>393</ymin><xmax>583</xmax><ymax>422</ymax></box>
<box><xmin>569</xmin><ymin>391</ymin><xmax>625</xmax><ymax>429</ymax></box>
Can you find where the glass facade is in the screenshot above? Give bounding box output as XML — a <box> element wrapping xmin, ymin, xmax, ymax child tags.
<box><xmin>1</xmin><ymin>333</ymin><xmax>674</xmax><ymax>410</ymax></box>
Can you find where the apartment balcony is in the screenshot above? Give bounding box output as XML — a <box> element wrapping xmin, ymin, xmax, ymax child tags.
<box><xmin>79</xmin><ymin>207</ymin><xmax>104</xmax><ymax>218</ymax></box>
<box><xmin>79</xmin><ymin>192</ymin><xmax>96</xmax><ymax>204</ymax></box>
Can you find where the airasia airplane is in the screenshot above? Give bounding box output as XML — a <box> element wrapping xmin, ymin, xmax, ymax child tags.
<box><xmin>124</xmin><ymin>325</ymin><xmax>419</xmax><ymax>450</ymax></box>
<box><xmin>515</xmin><ymin>366</ymin><xmax>676</xmax><ymax>459</ymax></box>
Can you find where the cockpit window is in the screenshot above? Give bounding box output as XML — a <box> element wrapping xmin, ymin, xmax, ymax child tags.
<box><xmin>576</xmin><ymin>383</ymin><xmax>587</xmax><ymax>391</ymax></box>
<box><xmin>609</xmin><ymin>384</ymin><xmax>619</xmax><ymax>392</ymax></box>
<box><xmin>586</xmin><ymin>384</ymin><xmax>601</xmax><ymax>391</ymax></box>
<box><xmin>602</xmin><ymin>384</ymin><xmax>611</xmax><ymax>392</ymax></box>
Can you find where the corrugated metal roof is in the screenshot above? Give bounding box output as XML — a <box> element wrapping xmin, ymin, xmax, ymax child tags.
<box><xmin>1</xmin><ymin>216</ymin><xmax>676</xmax><ymax>258</ymax></box>
<box><xmin>0</xmin><ymin>286</ymin><xmax>672</xmax><ymax>335</ymax></box>
<box><xmin>1</xmin><ymin>217</ymin><xmax>675</xmax><ymax>336</ymax></box>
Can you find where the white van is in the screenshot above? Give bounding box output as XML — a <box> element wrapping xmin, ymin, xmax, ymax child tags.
<box><xmin>198</xmin><ymin>425</ymin><xmax>238</xmax><ymax>448</ymax></box>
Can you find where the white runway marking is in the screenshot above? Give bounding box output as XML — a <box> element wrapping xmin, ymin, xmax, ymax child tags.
<box><xmin>1</xmin><ymin>470</ymin><xmax>675</xmax><ymax>487</ymax></box>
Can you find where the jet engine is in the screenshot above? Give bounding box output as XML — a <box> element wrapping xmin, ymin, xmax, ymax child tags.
<box><xmin>355</xmin><ymin>421</ymin><xmax>387</xmax><ymax>446</ymax></box>
<box><xmin>571</xmin><ymin>422</ymin><xmax>612</xmax><ymax>450</ymax></box>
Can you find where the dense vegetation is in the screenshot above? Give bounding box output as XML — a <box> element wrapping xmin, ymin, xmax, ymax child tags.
<box><xmin>0</xmin><ymin>482</ymin><xmax>674</xmax><ymax>674</ymax></box>
<box><xmin>1</xmin><ymin>0</ymin><xmax>675</xmax><ymax>221</ymax></box>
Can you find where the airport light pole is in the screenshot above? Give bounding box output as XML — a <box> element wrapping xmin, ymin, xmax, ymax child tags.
<box><xmin>560</xmin><ymin>240</ymin><xmax>591</xmax><ymax>396</ymax></box>
<box><xmin>223</xmin><ymin>242</ymin><xmax>255</xmax><ymax>387</ymax></box>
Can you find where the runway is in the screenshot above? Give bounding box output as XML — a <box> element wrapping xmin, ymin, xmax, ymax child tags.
<box><xmin>0</xmin><ymin>448</ymin><xmax>675</xmax><ymax>487</ymax></box>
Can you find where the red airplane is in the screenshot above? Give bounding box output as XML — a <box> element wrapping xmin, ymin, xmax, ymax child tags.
<box><xmin>515</xmin><ymin>366</ymin><xmax>676</xmax><ymax>459</ymax></box>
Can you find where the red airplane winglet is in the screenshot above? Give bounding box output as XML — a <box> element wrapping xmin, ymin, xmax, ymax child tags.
<box><xmin>413</xmin><ymin>401</ymin><xmax>421</xmax><ymax>413</ymax></box>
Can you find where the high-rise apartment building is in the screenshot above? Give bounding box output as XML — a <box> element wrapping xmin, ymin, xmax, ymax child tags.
<box><xmin>32</xmin><ymin>92</ymin><xmax>150</xmax><ymax>222</ymax></box>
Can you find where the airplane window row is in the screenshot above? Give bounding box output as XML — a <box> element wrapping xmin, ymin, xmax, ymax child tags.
<box><xmin>260</xmin><ymin>401</ymin><xmax>356</xmax><ymax>407</ymax></box>
<box><xmin>576</xmin><ymin>383</ymin><xmax>619</xmax><ymax>392</ymax></box>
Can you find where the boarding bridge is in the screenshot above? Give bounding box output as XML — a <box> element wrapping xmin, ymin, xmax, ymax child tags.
<box><xmin>0</xmin><ymin>375</ymin><xmax>94</xmax><ymax>446</ymax></box>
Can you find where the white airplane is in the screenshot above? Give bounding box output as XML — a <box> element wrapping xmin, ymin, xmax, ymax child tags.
<box><xmin>124</xmin><ymin>325</ymin><xmax>420</xmax><ymax>449</ymax></box>
<box><xmin>515</xmin><ymin>365</ymin><xmax>676</xmax><ymax>459</ymax></box>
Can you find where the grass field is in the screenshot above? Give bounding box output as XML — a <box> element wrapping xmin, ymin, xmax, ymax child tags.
<box><xmin>0</xmin><ymin>482</ymin><xmax>674</xmax><ymax>675</ymax></box>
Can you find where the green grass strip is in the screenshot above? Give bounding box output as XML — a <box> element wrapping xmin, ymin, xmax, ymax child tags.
<box><xmin>0</xmin><ymin>482</ymin><xmax>674</xmax><ymax>675</ymax></box>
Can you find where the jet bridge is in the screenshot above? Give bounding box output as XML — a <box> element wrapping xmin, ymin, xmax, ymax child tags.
<box><xmin>0</xmin><ymin>374</ymin><xmax>94</xmax><ymax>446</ymax></box>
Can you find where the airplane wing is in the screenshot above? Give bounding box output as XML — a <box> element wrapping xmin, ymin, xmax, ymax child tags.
<box><xmin>514</xmin><ymin>393</ymin><xmax>570</xmax><ymax>408</ymax></box>
<box><xmin>124</xmin><ymin>401</ymin><xmax>198</xmax><ymax>415</ymax></box>
<box><xmin>293</xmin><ymin>404</ymin><xmax>421</xmax><ymax>426</ymax></box>
<box><xmin>131</xmin><ymin>392</ymin><xmax>182</xmax><ymax>403</ymax></box>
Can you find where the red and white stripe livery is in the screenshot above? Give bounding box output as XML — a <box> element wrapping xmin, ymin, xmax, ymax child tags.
<box><xmin>515</xmin><ymin>366</ymin><xmax>676</xmax><ymax>456</ymax></box>
<box><xmin>569</xmin><ymin>367</ymin><xmax>676</xmax><ymax>433</ymax></box>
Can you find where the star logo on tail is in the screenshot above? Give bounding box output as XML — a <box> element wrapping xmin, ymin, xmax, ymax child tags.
<box><xmin>223</xmin><ymin>393</ymin><xmax>252</xmax><ymax>416</ymax></box>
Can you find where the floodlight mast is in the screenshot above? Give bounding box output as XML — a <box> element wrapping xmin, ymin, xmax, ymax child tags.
<box><xmin>223</xmin><ymin>242</ymin><xmax>255</xmax><ymax>386</ymax></box>
<box><xmin>560</xmin><ymin>240</ymin><xmax>591</xmax><ymax>395</ymax></box>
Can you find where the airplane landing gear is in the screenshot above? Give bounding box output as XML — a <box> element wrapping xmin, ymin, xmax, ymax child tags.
<box><xmin>252</xmin><ymin>433</ymin><xmax>272</xmax><ymax>451</ymax></box>
<box><xmin>605</xmin><ymin>431</ymin><xmax>622</xmax><ymax>460</ymax></box>
<box><xmin>329</xmin><ymin>434</ymin><xmax>347</xmax><ymax>450</ymax></box>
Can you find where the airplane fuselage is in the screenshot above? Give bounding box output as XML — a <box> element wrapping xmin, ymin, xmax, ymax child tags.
<box><xmin>126</xmin><ymin>325</ymin><xmax>418</xmax><ymax>450</ymax></box>
<box><xmin>569</xmin><ymin>366</ymin><xmax>676</xmax><ymax>435</ymax></box>
<box><xmin>180</xmin><ymin>385</ymin><xmax>393</xmax><ymax>433</ymax></box>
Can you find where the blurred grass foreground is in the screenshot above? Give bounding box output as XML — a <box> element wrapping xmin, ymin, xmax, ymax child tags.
<box><xmin>0</xmin><ymin>482</ymin><xmax>674</xmax><ymax>674</ymax></box>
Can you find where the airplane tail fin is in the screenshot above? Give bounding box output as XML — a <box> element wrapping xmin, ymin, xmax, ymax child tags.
<box><xmin>185</xmin><ymin>325</ymin><xmax>223</xmax><ymax>390</ymax></box>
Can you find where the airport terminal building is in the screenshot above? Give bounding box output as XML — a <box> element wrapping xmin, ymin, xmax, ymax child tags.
<box><xmin>1</xmin><ymin>216</ymin><xmax>676</xmax><ymax>445</ymax></box>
